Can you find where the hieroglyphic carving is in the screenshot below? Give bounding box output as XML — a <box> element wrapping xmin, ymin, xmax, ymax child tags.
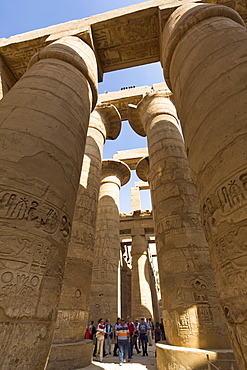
<box><xmin>73</xmin><ymin>186</ymin><xmax>98</xmax><ymax>227</ymax></box>
<box><xmin>55</xmin><ymin>309</ymin><xmax>86</xmax><ymax>330</ymax></box>
<box><xmin>94</xmin><ymin>14</ymin><xmax>159</xmax><ymax>71</ymax></box>
<box><xmin>0</xmin><ymin>188</ymin><xmax>71</xmax><ymax>240</ymax></box>
<box><xmin>157</xmin><ymin>213</ymin><xmax>203</xmax><ymax>237</ymax></box>
<box><xmin>0</xmin><ymin>234</ymin><xmax>53</xmax><ymax>316</ymax></box>
<box><xmin>201</xmin><ymin>170</ymin><xmax>247</xmax><ymax>239</ymax></box>
<box><xmin>93</xmin><ymin>15</ymin><xmax>158</xmax><ymax>49</ymax></box>
<box><xmin>213</xmin><ymin>226</ymin><xmax>247</xmax><ymax>293</ymax></box>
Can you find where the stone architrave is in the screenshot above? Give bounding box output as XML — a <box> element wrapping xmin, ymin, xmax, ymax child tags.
<box><xmin>161</xmin><ymin>3</ymin><xmax>247</xmax><ymax>368</ymax></box>
<box><xmin>129</xmin><ymin>92</ymin><xmax>231</xmax><ymax>350</ymax></box>
<box><xmin>89</xmin><ymin>160</ymin><xmax>130</xmax><ymax>324</ymax></box>
<box><xmin>0</xmin><ymin>36</ymin><xmax>98</xmax><ymax>370</ymax></box>
<box><xmin>47</xmin><ymin>104</ymin><xmax>121</xmax><ymax>370</ymax></box>
<box><xmin>0</xmin><ymin>55</ymin><xmax>17</xmax><ymax>99</ymax></box>
<box><xmin>131</xmin><ymin>230</ymin><xmax>154</xmax><ymax>321</ymax></box>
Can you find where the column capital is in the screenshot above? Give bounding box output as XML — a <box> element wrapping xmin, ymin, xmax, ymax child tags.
<box><xmin>90</xmin><ymin>103</ymin><xmax>121</xmax><ymax>141</ymax></box>
<box><xmin>161</xmin><ymin>3</ymin><xmax>245</xmax><ymax>90</ymax></box>
<box><xmin>131</xmin><ymin>227</ymin><xmax>145</xmax><ymax>236</ymax></box>
<box><xmin>28</xmin><ymin>36</ymin><xmax>98</xmax><ymax>110</ymax></box>
<box><xmin>136</xmin><ymin>156</ymin><xmax>149</xmax><ymax>183</ymax></box>
<box><xmin>101</xmin><ymin>159</ymin><xmax>131</xmax><ymax>188</ymax></box>
<box><xmin>128</xmin><ymin>91</ymin><xmax>178</xmax><ymax>137</ymax></box>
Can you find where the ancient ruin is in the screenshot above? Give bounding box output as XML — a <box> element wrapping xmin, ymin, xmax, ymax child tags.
<box><xmin>0</xmin><ymin>0</ymin><xmax>246</xmax><ymax>369</ymax></box>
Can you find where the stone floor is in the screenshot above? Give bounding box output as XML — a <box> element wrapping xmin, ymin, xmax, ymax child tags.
<box><xmin>79</xmin><ymin>342</ymin><xmax>157</xmax><ymax>370</ymax></box>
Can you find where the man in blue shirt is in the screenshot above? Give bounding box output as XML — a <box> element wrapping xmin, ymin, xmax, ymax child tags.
<box><xmin>138</xmin><ymin>317</ymin><xmax>148</xmax><ymax>356</ymax></box>
<box><xmin>104</xmin><ymin>319</ymin><xmax>113</xmax><ymax>355</ymax></box>
<box><xmin>116</xmin><ymin>318</ymin><xmax>130</xmax><ymax>366</ymax></box>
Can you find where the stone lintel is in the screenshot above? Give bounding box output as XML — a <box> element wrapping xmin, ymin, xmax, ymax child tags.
<box><xmin>99</xmin><ymin>83</ymin><xmax>169</xmax><ymax>121</ymax></box>
<box><xmin>0</xmin><ymin>55</ymin><xmax>17</xmax><ymax>98</ymax></box>
<box><xmin>136</xmin><ymin>156</ymin><xmax>149</xmax><ymax>182</ymax></box>
<box><xmin>93</xmin><ymin>103</ymin><xmax>121</xmax><ymax>140</ymax></box>
<box><xmin>113</xmin><ymin>147</ymin><xmax>148</xmax><ymax>170</ymax></box>
<box><xmin>101</xmin><ymin>159</ymin><xmax>131</xmax><ymax>187</ymax></box>
<box><xmin>0</xmin><ymin>1</ymin><xmax>202</xmax><ymax>82</ymax></box>
<box><xmin>134</xmin><ymin>181</ymin><xmax>149</xmax><ymax>190</ymax></box>
<box><xmin>1</xmin><ymin>0</ymin><xmax>245</xmax><ymax>86</ymax></box>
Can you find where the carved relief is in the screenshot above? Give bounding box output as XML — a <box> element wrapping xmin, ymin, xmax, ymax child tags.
<box><xmin>0</xmin><ymin>189</ymin><xmax>71</xmax><ymax>240</ymax></box>
<box><xmin>213</xmin><ymin>226</ymin><xmax>247</xmax><ymax>292</ymax></box>
<box><xmin>94</xmin><ymin>15</ymin><xmax>158</xmax><ymax>49</ymax></box>
<box><xmin>201</xmin><ymin>171</ymin><xmax>247</xmax><ymax>238</ymax></box>
<box><xmin>156</xmin><ymin>213</ymin><xmax>203</xmax><ymax>237</ymax></box>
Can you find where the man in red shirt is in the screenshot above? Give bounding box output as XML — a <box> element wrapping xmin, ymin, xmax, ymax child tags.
<box><xmin>126</xmin><ymin>316</ymin><xmax>135</xmax><ymax>361</ymax></box>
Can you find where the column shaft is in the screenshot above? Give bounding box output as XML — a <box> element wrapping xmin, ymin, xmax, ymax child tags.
<box><xmin>48</xmin><ymin>104</ymin><xmax>121</xmax><ymax>369</ymax></box>
<box><xmin>162</xmin><ymin>4</ymin><xmax>247</xmax><ymax>368</ymax></box>
<box><xmin>131</xmin><ymin>232</ymin><xmax>154</xmax><ymax>320</ymax></box>
<box><xmin>0</xmin><ymin>36</ymin><xmax>97</xmax><ymax>369</ymax></box>
<box><xmin>89</xmin><ymin>160</ymin><xmax>130</xmax><ymax>324</ymax></box>
<box><xmin>130</xmin><ymin>93</ymin><xmax>230</xmax><ymax>350</ymax></box>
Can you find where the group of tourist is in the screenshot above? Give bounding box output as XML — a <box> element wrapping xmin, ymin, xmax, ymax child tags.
<box><xmin>85</xmin><ymin>316</ymin><xmax>166</xmax><ymax>365</ymax></box>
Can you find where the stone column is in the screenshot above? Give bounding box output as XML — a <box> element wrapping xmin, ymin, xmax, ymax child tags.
<box><xmin>131</xmin><ymin>186</ymin><xmax>141</xmax><ymax>211</ymax></box>
<box><xmin>0</xmin><ymin>36</ymin><xmax>98</xmax><ymax>370</ymax></box>
<box><xmin>161</xmin><ymin>3</ymin><xmax>247</xmax><ymax>368</ymax></box>
<box><xmin>129</xmin><ymin>92</ymin><xmax>231</xmax><ymax>351</ymax></box>
<box><xmin>47</xmin><ymin>104</ymin><xmax>121</xmax><ymax>369</ymax></box>
<box><xmin>89</xmin><ymin>159</ymin><xmax>130</xmax><ymax>324</ymax></box>
<box><xmin>131</xmin><ymin>230</ymin><xmax>154</xmax><ymax>320</ymax></box>
<box><xmin>147</xmin><ymin>245</ymin><xmax>160</xmax><ymax>324</ymax></box>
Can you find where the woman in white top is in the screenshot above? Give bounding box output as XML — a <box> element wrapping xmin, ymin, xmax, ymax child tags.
<box><xmin>96</xmin><ymin>318</ymin><xmax>106</xmax><ymax>362</ymax></box>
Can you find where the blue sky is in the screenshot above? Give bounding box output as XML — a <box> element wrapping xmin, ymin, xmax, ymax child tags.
<box><xmin>0</xmin><ymin>0</ymin><xmax>164</xmax><ymax>212</ymax></box>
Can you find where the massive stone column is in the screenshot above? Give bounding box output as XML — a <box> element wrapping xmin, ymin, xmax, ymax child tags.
<box><xmin>129</xmin><ymin>92</ymin><xmax>231</xmax><ymax>352</ymax></box>
<box><xmin>131</xmin><ymin>230</ymin><xmax>154</xmax><ymax>320</ymax></box>
<box><xmin>89</xmin><ymin>159</ymin><xmax>130</xmax><ymax>324</ymax></box>
<box><xmin>0</xmin><ymin>36</ymin><xmax>97</xmax><ymax>370</ymax></box>
<box><xmin>161</xmin><ymin>3</ymin><xmax>247</xmax><ymax>368</ymax></box>
<box><xmin>47</xmin><ymin>104</ymin><xmax>121</xmax><ymax>369</ymax></box>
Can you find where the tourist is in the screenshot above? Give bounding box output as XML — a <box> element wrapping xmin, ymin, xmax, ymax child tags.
<box><xmin>104</xmin><ymin>319</ymin><xmax>113</xmax><ymax>355</ymax></box>
<box><xmin>160</xmin><ymin>318</ymin><xmax>166</xmax><ymax>340</ymax></box>
<box><xmin>126</xmin><ymin>316</ymin><xmax>134</xmax><ymax>360</ymax></box>
<box><xmin>95</xmin><ymin>318</ymin><xmax>106</xmax><ymax>362</ymax></box>
<box><xmin>135</xmin><ymin>319</ymin><xmax>141</xmax><ymax>349</ymax></box>
<box><xmin>89</xmin><ymin>320</ymin><xmax>96</xmax><ymax>340</ymax></box>
<box><xmin>147</xmin><ymin>317</ymin><xmax>153</xmax><ymax>346</ymax></box>
<box><xmin>113</xmin><ymin>317</ymin><xmax>121</xmax><ymax>356</ymax></box>
<box><xmin>139</xmin><ymin>317</ymin><xmax>148</xmax><ymax>356</ymax></box>
<box><xmin>116</xmin><ymin>318</ymin><xmax>130</xmax><ymax>366</ymax></box>
<box><xmin>133</xmin><ymin>322</ymin><xmax>141</xmax><ymax>354</ymax></box>
<box><xmin>85</xmin><ymin>324</ymin><xmax>91</xmax><ymax>339</ymax></box>
<box><xmin>154</xmin><ymin>322</ymin><xmax>162</xmax><ymax>343</ymax></box>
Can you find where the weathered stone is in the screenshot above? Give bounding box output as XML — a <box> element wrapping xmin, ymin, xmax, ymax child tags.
<box><xmin>131</xmin><ymin>231</ymin><xmax>154</xmax><ymax>320</ymax></box>
<box><xmin>47</xmin><ymin>104</ymin><xmax>121</xmax><ymax>369</ymax></box>
<box><xmin>0</xmin><ymin>36</ymin><xmax>97</xmax><ymax>370</ymax></box>
<box><xmin>0</xmin><ymin>55</ymin><xmax>16</xmax><ymax>99</ymax></box>
<box><xmin>131</xmin><ymin>92</ymin><xmax>231</xmax><ymax>351</ymax></box>
<box><xmin>89</xmin><ymin>159</ymin><xmax>131</xmax><ymax>324</ymax></box>
<box><xmin>161</xmin><ymin>3</ymin><xmax>247</xmax><ymax>368</ymax></box>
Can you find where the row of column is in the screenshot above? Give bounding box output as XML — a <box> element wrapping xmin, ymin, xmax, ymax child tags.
<box><xmin>0</xmin><ymin>2</ymin><xmax>246</xmax><ymax>369</ymax></box>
